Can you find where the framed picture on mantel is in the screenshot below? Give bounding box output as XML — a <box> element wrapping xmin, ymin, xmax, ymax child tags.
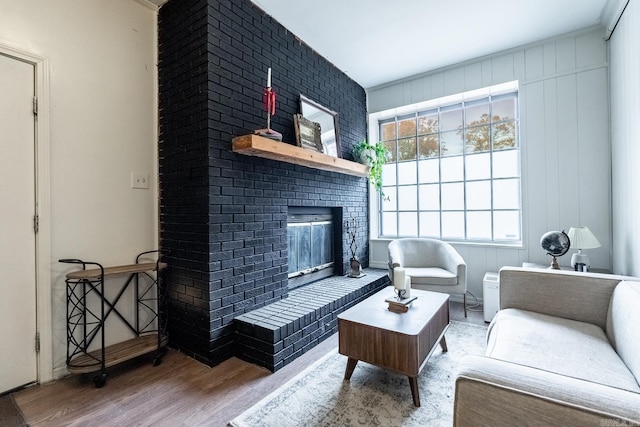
<box><xmin>293</xmin><ymin>113</ymin><xmax>323</xmax><ymax>153</ymax></box>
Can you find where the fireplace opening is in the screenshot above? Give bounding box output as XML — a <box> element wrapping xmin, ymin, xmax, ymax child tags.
<box><xmin>287</xmin><ymin>207</ymin><xmax>340</xmax><ymax>290</ymax></box>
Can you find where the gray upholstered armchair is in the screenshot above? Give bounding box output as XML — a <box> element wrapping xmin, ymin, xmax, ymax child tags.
<box><xmin>388</xmin><ymin>238</ymin><xmax>467</xmax><ymax>316</ymax></box>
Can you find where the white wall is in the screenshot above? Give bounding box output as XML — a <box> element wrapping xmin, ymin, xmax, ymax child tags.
<box><xmin>610</xmin><ymin>0</ymin><xmax>640</xmax><ymax>276</ymax></box>
<box><xmin>367</xmin><ymin>27</ymin><xmax>611</xmax><ymax>301</ymax></box>
<box><xmin>0</xmin><ymin>0</ymin><xmax>159</xmax><ymax>379</ymax></box>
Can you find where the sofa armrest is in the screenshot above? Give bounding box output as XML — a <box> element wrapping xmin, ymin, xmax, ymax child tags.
<box><xmin>454</xmin><ymin>355</ymin><xmax>640</xmax><ymax>427</ymax></box>
<box><xmin>499</xmin><ymin>267</ymin><xmax>629</xmax><ymax>329</ymax></box>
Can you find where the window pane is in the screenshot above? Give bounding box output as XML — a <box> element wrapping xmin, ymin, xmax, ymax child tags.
<box><xmin>465</xmin><ymin>102</ymin><xmax>490</xmax><ymax>125</ymax></box>
<box><xmin>383</xmin><ymin>140</ymin><xmax>397</xmax><ymax>162</ymax></box>
<box><xmin>397</xmin><ymin>116</ymin><xmax>416</xmax><ymax>138</ymax></box>
<box><xmin>493</xmin><ymin>179</ymin><xmax>520</xmax><ymax>209</ymax></box>
<box><xmin>441</xmin><ymin>156</ymin><xmax>463</xmax><ymax>182</ymax></box>
<box><xmin>381</xmin><ymin>121</ymin><xmax>396</xmax><ymax>141</ymax></box>
<box><xmin>492</xmin><ymin>97</ymin><xmax>516</xmax><ymax>121</ymax></box>
<box><xmin>494</xmin><ymin>210</ymin><xmax>520</xmax><ymax>240</ymax></box>
<box><xmin>466</xmin><ymin>181</ymin><xmax>491</xmax><ymax>210</ymax></box>
<box><xmin>398</xmin><ymin>137</ymin><xmax>417</xmax><ymax>161</ymax></box>
<box><xmin>418</xmin><ymin>158</ymin><xmax>439</xmax><ymax>183</ymax></box>
<box><xmin>398</xmin><ymin>161</ymin><xmax>417</xmax><ymax>185</ymax></box>
<box><xmin>417</xmin><ymin>112</ymin><xmax>438</xmax><ymax>135</ymax></box>
<box><xmin>441</xmin><ymin>182</ymin><xmax>464</xmax><ymax>210</ymax></box>
<box><xmin>442</xmin><ymin>212</ymin><xmax>464</xmax><ymax>239</ymax></box>
<box><xmin>440</xmin><ymin>106</ymin><xmax>462</xmax><ymax>131</ymax></box>
<box><xmin>418</xmin><ymin>134</ymin><xmax>439</xmax><ymax>159</ymax></box>
<box><xmin>493</xmin><ymin>150</ymin><xmax>519</xmax><ymax>178</ymax></box>
<box><xmin>398</xmin><ymin>212</ymin><xmax>418</xmax><ymax>236</ymax></box>
<box><xmin>441</xmin><ymin>131</ymin><xmax>463</xmax><ymax>156</ymax></box>
<box><xmin>381</xmin><ymin>186</ymin><xmax>397</xmax><ymax>211</ymax></box>
<box><xmin>492</xmin><ymin>121</ymin><xmax>516</xmax><ymax>149</ymax></box>
<box><xmin>465</xmin><ymin>125</ymin><xmax>491</xmax><ymax>153</ymax></box>
<box><xmin>467</xmin><ymin>211</ymin><xmax>492</xmax><ymax>240</ymax></box>
<box><xmin>466</xmin><ymin>152</ymin><xmax>490</xmax><ymax>180</ymax></box>
<box><xmin>419</xmin><ymin>184</ymin><xmax>440</xmax><ymax>210</ymax></box>
<box><xmin>419</xmin><ymin>212</ymin><xmax>440</xmax><ymax>237</ymax></box>
<box><xmin>381</xmin><ymin>212</ymin><xmax>397</xmax><ymax>236</ymax></box>
<box><xmin>398</xmin><ymin>185</ymin><xmax>418</xmax><ymax>211</ymax></box>
<box><xmin>382</xmin><ymin>163</ymin><xmax>396</xmax><ymax>186</ymax></box>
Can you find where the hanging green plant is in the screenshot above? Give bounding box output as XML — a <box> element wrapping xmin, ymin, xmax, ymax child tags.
<box><xmin>353</xmin><ymin>140</ymin><xmax>390</xmax><ymax>201</ymax></box>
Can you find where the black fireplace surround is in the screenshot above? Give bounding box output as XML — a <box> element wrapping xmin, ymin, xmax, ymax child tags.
<box><xmin>158</xmin><ymin>0</ymin><xmax>371</xmax><ymax>366</ymax></box>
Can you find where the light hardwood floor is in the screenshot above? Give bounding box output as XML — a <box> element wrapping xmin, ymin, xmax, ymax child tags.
<box><xmin>13</xmin><ymin>301</ymin><xmax>485</xmax><ymax>427</ymax></box>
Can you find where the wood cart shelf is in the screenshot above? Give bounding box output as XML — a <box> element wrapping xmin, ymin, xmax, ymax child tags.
<box><xmin>67</xmin><ymin>334</ymin><xmax>169</xmax><ymax>374</ymax></box>
<box><xmin>60</xmin><ymin>251</ymin><xmax>168</xmax><ymax>387</ymax></box>
<box><xmin>232</xmin><ymin>134</ymin><xmax>369</xmax><ymax>177</ymax></box>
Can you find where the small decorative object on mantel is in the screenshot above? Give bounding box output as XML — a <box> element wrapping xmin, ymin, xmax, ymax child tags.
<box><xmin>254</xmin><ymin>67</ymin><xmax>282</xmax><ymax>141</ymax></box>
<box><xmin>346</xmin><ymin>217</ymin><xmax>365</xmax><ymax>278</ymax></box>
<box><xmin>293</xmin><ymin>113</ymin><xmax>323</xmax><ymax>152</ymax></box>
<box><xmin>386</xmin><ymin>267</ymin><xmax>416</xmax><ymax>312</ymax></box>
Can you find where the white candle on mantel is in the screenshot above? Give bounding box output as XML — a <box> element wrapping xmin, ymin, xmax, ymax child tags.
<box><xmin>267</xmin><ymin>67</ymin><xmax>272</xmax><ymax>88</ymax></box>
<box><xmin>394</xmin><ymin>267</ymin><xmax>406</xmax><ymax>290</ymax></box>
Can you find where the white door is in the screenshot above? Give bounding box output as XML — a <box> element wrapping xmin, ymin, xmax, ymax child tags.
<box><xmin>0</xmin><ymin>52</ymin><xmax>38</xmax><ymax>393</ymax></box>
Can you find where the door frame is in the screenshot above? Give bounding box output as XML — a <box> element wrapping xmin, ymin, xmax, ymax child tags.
<box><xmin>0</xmin><ymin>42</ymin><xmax>52</xmax><ymax>384</ymax></box>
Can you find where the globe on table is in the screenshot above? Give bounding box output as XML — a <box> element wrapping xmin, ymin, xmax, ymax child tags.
<box><xmin>540</xmin><ymin>230</ymin><xmax>571</xmax><ymax>269</ymax></box>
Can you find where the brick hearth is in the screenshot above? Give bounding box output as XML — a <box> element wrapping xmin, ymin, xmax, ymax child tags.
<box><xmin>235</xmin><ymin>269</ymin><xmax>389</xmax><ymax>371</ymax></box>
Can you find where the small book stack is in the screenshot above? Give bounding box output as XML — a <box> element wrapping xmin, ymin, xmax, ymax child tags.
<box><xmin>385</xmin><ymin>296</ymin><xmax>417</xmax><ymax>313</ymax></box>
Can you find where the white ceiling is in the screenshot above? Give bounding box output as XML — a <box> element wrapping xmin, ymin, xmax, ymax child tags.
<box><xmin>251</xmin><ymin>0</ymin><xmax>609</xmax><ymax>88</ymax></box>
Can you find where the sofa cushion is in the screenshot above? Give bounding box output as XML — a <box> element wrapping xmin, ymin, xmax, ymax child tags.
<box><xmin>607</xmin><ymin>280</ymin><xmax>640</xmax><ymax>386</ymax></box>
<box><xmin>405</xmin><ymin>267</ymin><xmax>458</xmax><ymax>285</ymax></box>
<box><xmin>487</xmin><ymin>308</ymin><xmax>640</xmax><ymax>393</ymax></box>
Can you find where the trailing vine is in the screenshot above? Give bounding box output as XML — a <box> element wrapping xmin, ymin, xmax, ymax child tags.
<box><xmin>353</xmin><ymin>140</ymin><xmax>390</xmax><ymax>201</ymax></box>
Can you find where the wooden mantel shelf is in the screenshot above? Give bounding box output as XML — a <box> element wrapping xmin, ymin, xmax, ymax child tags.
<box><xmin>232</xmin><ymin>134</ymin><xmax>369</xmax><ymax>178</ymax></box>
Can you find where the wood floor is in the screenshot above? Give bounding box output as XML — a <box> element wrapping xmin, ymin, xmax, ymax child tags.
<box><xmin>13</xmin><ymin>301</ymin><xmax>485</xmax><ymax>427</ymax></box>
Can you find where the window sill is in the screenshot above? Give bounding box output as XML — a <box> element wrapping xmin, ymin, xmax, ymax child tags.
<box><xmin>370</xmin><ymin>237</ymin><xmax>524</xmax><ymax>249</ymax></box>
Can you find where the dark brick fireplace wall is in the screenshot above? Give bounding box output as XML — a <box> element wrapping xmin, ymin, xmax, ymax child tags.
<box><xmin>158</xmin><ymin>0</ymin><xmax>369</xmax><ymax>366</ymax></box>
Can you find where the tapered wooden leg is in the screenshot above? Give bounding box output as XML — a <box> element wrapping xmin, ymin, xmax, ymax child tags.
<box><xmin>344</xmin><ymin>357</ymin><xmax>358</xmax><ymax>380</ymax></box>
<box><xmin>408</xmin><ymin>376</ymin><xmax>421</xmax><ymax>407</ymax></box>
<box><xmin>439</xmin><ymin>335</ymin><xmax>448</xmax><ymax>352</ymax></box>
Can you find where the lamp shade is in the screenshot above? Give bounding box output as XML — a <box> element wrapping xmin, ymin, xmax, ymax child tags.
<box><xmin>568</xmin><ymin>226</ymin><xmax>601</xmax><ymax>250</ymax></box>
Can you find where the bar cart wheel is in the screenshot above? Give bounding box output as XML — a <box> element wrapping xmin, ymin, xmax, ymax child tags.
<box><xmin>93</xmin><ymin>372</ymin><xmax>108</xmax><ymax>388</ymax></box>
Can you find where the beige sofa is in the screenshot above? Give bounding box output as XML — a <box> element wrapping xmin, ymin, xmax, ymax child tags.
<box><xmin>454</xmin><ymin>267</ymin><xmax>640</xmax><ymax>426</ymax></box>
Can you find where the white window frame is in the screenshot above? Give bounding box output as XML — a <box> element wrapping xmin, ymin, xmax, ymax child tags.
<box><xmin>368</xmin><ymin>81</ymin><xmax>522</xmax><ymax>246</ymax></box>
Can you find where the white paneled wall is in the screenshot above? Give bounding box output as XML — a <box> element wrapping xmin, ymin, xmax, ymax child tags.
<box><xmin>367</xmin><ymin>27</ymin><xmax>611</xmax><ymax>301</ymax></box>
<box><xmin>610</xmin><ymin>0</ymin><xmax>640</xmax><ymax>276</ymax></box>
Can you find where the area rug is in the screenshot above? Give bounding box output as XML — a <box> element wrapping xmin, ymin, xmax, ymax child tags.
<box><xmin>229</xmin><ymin>321</ymin><xmax>487</xmax><ymax>427</ymax></box>
<box><xmin>0</xmin><ymin>394</ymin><xmax>28</xmax><ymax>427</ymax></box>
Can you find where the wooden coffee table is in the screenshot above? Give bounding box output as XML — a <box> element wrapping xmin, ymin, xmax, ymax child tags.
<box><xmin>338</xmin><ymin>287</ymin><xmax>450</xmax><ymax>407</ymax></box>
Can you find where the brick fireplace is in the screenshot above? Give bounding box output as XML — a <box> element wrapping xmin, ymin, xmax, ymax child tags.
<box><xmin>158</xmin><ymin>0</ymin><xmax>371</xmax><ymax>366</ymax></box>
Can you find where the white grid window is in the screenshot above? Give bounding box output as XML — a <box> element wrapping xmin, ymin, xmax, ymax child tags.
<box><xmin>376</xmin><ymin>83</ymin><xmax>521</xmax><ymax>244</ymax></box>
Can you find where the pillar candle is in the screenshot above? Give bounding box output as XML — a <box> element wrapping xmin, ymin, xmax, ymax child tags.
<box><xmin>404</xmin><ymin>275</ymin><xmax>411</xmax><ymax>298</ymax></box>
<box><xmin>394</xmin><ymin>267</ymin><xmax>406</xmax><ymax>290</ymax></box>
<box><xmin>267</xmin><ymin>67</ymin><xmax>272</xmax><ymax>88</ymax></box>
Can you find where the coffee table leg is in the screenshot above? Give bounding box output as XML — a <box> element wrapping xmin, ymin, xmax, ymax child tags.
<box><xmin>344</xmin><ymin>357</ymin><xmax>358</xmax><ymax>380</ymax></box>
<box><xmin>439</xmin><ymin>335</ymin><xmax>448</xmax><ymax>352</ymax></box>
<box><xmin>408</xmin><ymin>376</ymin><xmax>421</xmax><ymax>407</ymax></box>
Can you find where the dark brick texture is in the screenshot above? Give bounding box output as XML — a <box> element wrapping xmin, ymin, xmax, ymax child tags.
<box><xmin>158</xmin><ymin>0</ymin><xmax>369</xmax><ymax>366</ymax></box>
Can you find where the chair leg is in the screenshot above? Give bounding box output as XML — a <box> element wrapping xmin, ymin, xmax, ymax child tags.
<box><xmin>463</xmin><ymin>293</ymin><xmax>467</xmax><ymax>318</ymax></box>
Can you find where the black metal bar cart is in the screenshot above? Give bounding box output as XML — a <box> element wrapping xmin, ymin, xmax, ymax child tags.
<box><xmin>59</xmin><ymin>250</ymin><xmax>168</xmax><ymax>387</ymax></box>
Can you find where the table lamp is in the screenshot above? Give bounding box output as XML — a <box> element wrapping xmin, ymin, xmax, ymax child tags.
<box><xmin>567</xmin><ymin>226</ymin><xmax>601</xmax><ymax>272</ymax></box>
